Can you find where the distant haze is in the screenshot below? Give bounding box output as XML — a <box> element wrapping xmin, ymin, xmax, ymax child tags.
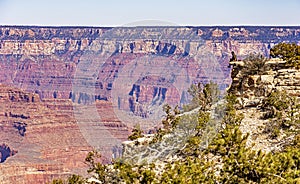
<box><xmin>0</xmin><ymin>0</ymin><xmax>299</xmax><ymax>26</ymax></box>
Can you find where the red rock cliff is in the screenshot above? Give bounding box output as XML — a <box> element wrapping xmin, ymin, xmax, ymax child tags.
<box><xmin>0</xmin><ymin>26</ymin><xmax>300</xmax><ymax>183</ymax></box>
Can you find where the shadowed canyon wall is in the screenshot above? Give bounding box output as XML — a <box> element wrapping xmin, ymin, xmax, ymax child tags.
<box><xmin>0</xmin><ymin>26</ymin><xmax>300</xmax><ymax>183</ymax></box>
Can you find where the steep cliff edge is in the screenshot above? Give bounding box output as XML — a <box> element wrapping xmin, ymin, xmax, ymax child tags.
<box><xmin>229</xmin><ymin>57</ymin><xmax>300</xmax><ymax>152</ymax></box>
<box><xmin>91</xmin><ymin>54</ymin><xmax>300</xmax><ymax>184</ymax></box>
<box><xmin>0</xmin><ymin>84</ymin><xmax>93</xmax><ymax>184</ymax></box>
<box><xmin>1</xmin><ymin>26</ymin><xmax>299</xmax><ymax>102</ymax></box>
<box><xmin>1</xmin><ymin>26</ymin><xmax>300</xmax><ymax>129</ymax></box>
<box><xmin>1</xmin><ymin>26</ymin><xmax>300</xmax><ymax>183</ymax></box>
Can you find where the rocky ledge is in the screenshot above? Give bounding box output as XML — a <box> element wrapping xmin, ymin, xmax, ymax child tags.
<box><xmin>229</xmin><ymin>57</ymin><xmax>300</xmax><ymax>152</ymax></box>
<box><xmin>1</xmin><ymin>26</ymin><xmax>300</xmax><ymax>183</ymax></box>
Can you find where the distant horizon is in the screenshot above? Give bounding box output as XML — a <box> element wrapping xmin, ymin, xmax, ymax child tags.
<box><xmin>0</xmin><ymin>24</ymin><xmax>300</xmax><ymax>28</ymax></box>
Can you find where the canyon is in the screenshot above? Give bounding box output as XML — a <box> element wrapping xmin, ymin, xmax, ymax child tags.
<box><xmin>0</xmin><ymin>25</ymin><xmax>300</xmax><ymax>183</ymax></box>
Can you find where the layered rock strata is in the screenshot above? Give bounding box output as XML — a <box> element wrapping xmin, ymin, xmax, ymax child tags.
<box><xmin>0</xmin><ymin>26</ymin><xmax>300</xmax><ymax>183</ymax></box>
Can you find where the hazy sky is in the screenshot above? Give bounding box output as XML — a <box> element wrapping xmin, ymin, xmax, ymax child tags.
<box><xmin>0</xmin><ymin>0</ymin><xmax>299</xmax><ymax>26</ymax></box>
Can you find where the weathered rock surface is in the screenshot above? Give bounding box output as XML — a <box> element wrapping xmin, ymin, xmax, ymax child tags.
<box><xmin>1</xmin><ymin>26</ymin><xmax>300</xmax><ymax>104</ymax></box>
<box><xmin>0</xmin><ymin>26</ymin><xmax>300</xmax><ymax>183</ymax></box>
<box><xmin>229</xmin><ymin>58</ymin><xmax>300</xmax><ymax>152</ymax></box>
<box><xmin>230</xmin><ymin>58</ymin><xmax>300</xmax><ymax>104</ymax></box>
<box><xmin>0</xmin><ymin>84</ymin><xmax>93</xmax><ymax>183</ymax></box>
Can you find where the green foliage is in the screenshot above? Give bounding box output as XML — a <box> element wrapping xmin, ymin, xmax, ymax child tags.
<box><xmin>50</xmin><ymin>175</ymin><xmax>85</xmax><ymax>184</ymax></box>
<box><xmin>208</xmin><ymin>123</ymin><xmax>300</xmax><ymax>183</ymax></box>
<box><xmin>184</xmin><ymin>81</ymin><xmax>220</xmax><ymax>112</ymax></box>
<box><xmin>67</xmin><ymin>175</ymin><xmax>86</xmax><ymax>184</ymax></box>
<box><xmin>160</xmin><ymin>156</ymin><xmax>216</xmax><ymax>183</ymax></box>
<box><xmin>181</xmin><ymin>110</ymin><xmax>210</xmax><ymax>156</ymax></box>
<box><xmin>263</xmin><ymin>90</ymin><xmax>292</xmax><ymax>112</ymax></box>
<box><xmin>262</xmin><ymin>90</ymin><xmax>300</xmax><ymax>138</ymax></box>
<box><xmin>209</xmin><ymin>124</ymin><xmax>248</xmax><ymax>156</ymax></box>
<box><xmin>243</xmin><ymin>54</ymin><xmax>269</xmax><ymax>75</ymax></box>
<box><xmin>270</xmin><ymin>42</ymin><xmax>300</xmax><ymax>68</ymax></box>
<box><xmin>113</xmin><ymin>161</ymin><xmax>156</xmax><ymax>184</ymax></box>
<box><xmin>150</xmin><ymin>104</ymin><xmax>180</xmax><ymax>143</ymax></box>
<box><xmin>51</xmin><ymin>80</ymin><xmax>300</xmax><ymax>184</ymax></box>
<box><xmin>128</xmin><ymin>123</ymin><xmax>143</xmax><ymax>141</ymax></box>
<box><xmin>148</xmin><ymin>128</ymin><xmax>166</xmax><ymax>144</ymax></box>
<box><xmin>162</xmin><ymin>104</ymin><xmax>180</xmax><ymax>130</ymax></box>
<box><xmin>180</xmin><ymin>82</ymin><xmax>221</xmax><ymax>156</ymax></box>
<box><xmin>207</xmin><ymin>95</ymin><xmax>245</xmax><ymax>156</ymax></box>
<box><xmin>209</xmin><ymin>125</ymin><xmax>266</xmax><ymax>183</ymax></box>
<box><xmin>50</xmin><ymin>179</ymin><xmax>64</xmax><ymax>184</ymax></box>
<box><xmin>85</xmin><ymin>150</ymin><xmax>107</xmax><ymax>183</ymax></box>
<box><xmin>229</xmin><ymin>54</ymin><xmax>270</xmax><ymax>95</ymax></box>
<box><xmin>196</xmin><ymin>110</ymin><xmax>210</xmax><ymax>133</ymax></box>
<box><xmin>163</xmin><ymin>95</ymin><xmax>297</xmax><ymax>183</ymax></box>
<box><xmin>112</xmin><ymin>161</ymin><xmax>140</xmax><ymax>183</ymax></box>
<box><xmin>223</xmin><ymin>94</ymin><xmax>244</xmax><ymax>126</ymax></box>
<box><xmin>203</xmin><ymin>81</ymin><xmax>220</xmax><ymax>106</ymax></box>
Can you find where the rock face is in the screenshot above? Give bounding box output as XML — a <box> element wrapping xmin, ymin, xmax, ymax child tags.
<box><xmin>1</xmin><ymin>26</ymin><xmax>300</xmax><ymax>102</ymax></box>
<box><xmin>0</xmin><ymin>144</ymin><xmax>17</xmax><ymax>163</ymax></box>
<box><xmin>229</xmin><ymin>58</ymin><xmax>300</xmax><ymax>152</ymax></box>
<box><xmin>1</xmin><ymin>26</ymin><xmax>299</xmax><ymax>120</ymax></box>
<box><xmin>0</xmin><ymin>84</ymin><xmax>93</xmax><ymax>183</ymax></box>
<box><xmin>0</xmin><ymin>26</ymin><xmax>300</xmax><ymax>183</ymax></box>
<box><xmin>230</xmin><ymin>58</ymin><xmax>300</xmax><ymax>106</ymax></box>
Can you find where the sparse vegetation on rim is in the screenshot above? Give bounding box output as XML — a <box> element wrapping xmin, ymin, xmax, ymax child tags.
<box><xmin>270</xmin><ymin>42</ymin><xmax>300</xmax><ymax>68</ymax></box>
<box><xmin>51</xmin><ymin>43</ymin><xmax>300</xmax><ymax>184</ymax></box>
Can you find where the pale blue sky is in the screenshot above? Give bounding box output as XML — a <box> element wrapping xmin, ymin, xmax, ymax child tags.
<box><xmin>0</xmin><ymin>0</ymin><xmax>299</xmax><ymax>26</ymax></box>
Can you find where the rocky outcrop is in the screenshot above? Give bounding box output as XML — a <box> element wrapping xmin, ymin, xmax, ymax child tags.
<box><xmin>0</xmin><ymin>26</ymin><xmax>300</xmax><ymax>183</ymax></box>
<box><xmin>0</xmin><ymin>163</ymin><xmax>70</xmax><ymax>184</ymax></box>
<box><xmin>229</xmin><ymin>58</ymin><xmax>300</xmax><ymax>106</ymax></box>
<box><xmin>0</xmin><ymin>84</ymin><xmax>94</xmax><ymax>183</ymax></box>
<box><xmin>0</xmin><ymin>26</ymin><xmax>299</xmax><ymax>105</ymax></box>
<box><xmin>229</xmin><ymin>58</ymin><xmax>300</xmax><ymax>152</ymax></box>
